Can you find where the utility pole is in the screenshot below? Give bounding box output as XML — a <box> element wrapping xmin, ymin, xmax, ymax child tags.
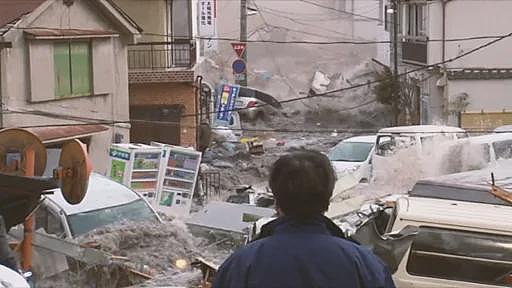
<box><xmin>392</xmin><ymin>0</ymin><xmax>400</xmax><ymax>124</ymax></box>
<box><xmin>238</xmin><ymin>0</ymin><xmax>248</xmax><ymax>86</ymax></box>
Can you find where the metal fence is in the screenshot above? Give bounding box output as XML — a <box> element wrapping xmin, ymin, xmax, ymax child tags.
<box><xmin>128</xmin><ymin>40</ymin><xmax>195</xmax><ymax>70</ymax></box>
<box><xmin>200</xmin><ymin>171</ymin><xmax>221</xmax><ymax>200</ymax></box>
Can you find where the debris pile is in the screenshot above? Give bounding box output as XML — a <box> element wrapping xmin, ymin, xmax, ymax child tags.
<box><xmin>36</xmin><ymin>220</ymin><xmax>209</xmax><ymax>288</ymax></box>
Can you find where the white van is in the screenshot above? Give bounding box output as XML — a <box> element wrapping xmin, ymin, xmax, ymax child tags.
<box><xmin>328</xmin><ymin>135</ymin><xmax>376</xmax><ymax>183</ymax></box>
<box><xmin>371</xmin><ymin>125</ymin><xmax>467</xmax><ymax>182</ymax></box>
<box><xmin>442</xmin><ymin>133</ymin><xmax>512</xmax><ymax>174</ymax></box>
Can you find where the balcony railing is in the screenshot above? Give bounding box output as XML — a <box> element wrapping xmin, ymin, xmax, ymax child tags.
<box><xmin>402</xmin><ymin>37</ymin><xmax>427</xmax><ymax>65</ymax></box>
<box><xmin>128</xmin><ymin>40</ymin><xmax>196</xmax><ymax>70</ymax></box>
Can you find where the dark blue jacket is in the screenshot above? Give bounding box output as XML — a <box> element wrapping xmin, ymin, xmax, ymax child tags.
<box><xmin>214</xmin><ymin>216</ymin><xmax>396</xmax><ymax>288</ymax></box>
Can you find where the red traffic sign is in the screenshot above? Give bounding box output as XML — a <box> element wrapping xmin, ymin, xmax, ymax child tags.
<box><xmin>231</xmin><ymin>42</ymin><xmax>246</xmax><ymax>58</ymax></box>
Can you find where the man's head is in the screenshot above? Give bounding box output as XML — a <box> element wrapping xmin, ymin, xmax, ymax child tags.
<box><xmin>269</xmin><ymin>150</ymin><xmax>336</xmax><ymax>218</ymax></box>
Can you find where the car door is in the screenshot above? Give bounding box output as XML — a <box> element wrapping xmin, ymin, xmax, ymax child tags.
<box><xmin>393</xmin><ymin>225</ymin><xmax>512</xmax><ymax>288</ymax></box>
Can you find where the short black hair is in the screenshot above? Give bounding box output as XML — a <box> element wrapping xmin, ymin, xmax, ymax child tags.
<box><xmin>269</xmin><ymin>150</ymin><xmax>336</xmax><ymax>218</ymax></box>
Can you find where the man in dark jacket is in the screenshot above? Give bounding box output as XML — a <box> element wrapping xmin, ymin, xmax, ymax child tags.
<box><xmin>214</xmin><ymin>150</ymin><xmax>395</xmax><ymax>288</ymax></box>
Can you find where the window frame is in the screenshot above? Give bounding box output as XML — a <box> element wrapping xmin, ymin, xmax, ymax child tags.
<box><xmin>401</xmin><ymin>2</ymin><xmax>427</xmax><ymax>41</ymax></box>
<box><xmin>54</xmin><ymin>40</ymin><xmax>93</xmax><ymax>99</ymax></box>
<box><xmin>406</xmin><ymin>226</ymin><xmax>512</xmax><ymax>286</ymax></box>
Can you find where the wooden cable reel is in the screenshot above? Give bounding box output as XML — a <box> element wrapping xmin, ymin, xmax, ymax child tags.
<box><xmin>0</xmin><ymin>128</ymin><xmax>92</xmax><ymax>205</ymax></box>
<box><xmin>0</xmin><ymin>128</ymin><xmax>47</xmax><ymax>176</ymax></box>
<box><xmin>56</xmin><ymin>139</ymin><xmax>93</xmax><ymax>205</ymax></box>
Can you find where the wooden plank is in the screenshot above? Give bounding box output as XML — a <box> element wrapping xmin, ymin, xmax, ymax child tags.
<box><xmin>461</xmin><ymin>111</ymin><xmax>512</xmax><ymax>132</ymax></box>
<box><xmin>491</xmin><ymin>186</ymin><xmax>512</xmax><ymax>205</ymax></box>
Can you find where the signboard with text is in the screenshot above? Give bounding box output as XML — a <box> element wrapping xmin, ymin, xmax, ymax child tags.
<box><xmin>199</xmin><ymin>0</ymin><xmax>217</xmax><ymax>52</ymax></box>
<box><xmin>215</xmin><ymin>84</ymin><xmax>240</xmax><ymax>125</ymax></box>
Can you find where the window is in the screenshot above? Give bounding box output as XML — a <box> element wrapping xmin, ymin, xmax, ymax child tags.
<box><xmin>34</xmin><ymin>206</ymin><xmax>65</xmax><ymax>238</ymax></box>
<box><xmin>328</xmin><ymin>142</ymin><xmax>374</xmax><ymax>162</ymax></box>
<box><xmin>407</xmin><ymin>227</ymin><xmax>512</xmax><ymax>286</ymax></box>
<box><xmin>402</xmin><ymin>3</ymin><xmax>427</xmax><ymax>39</ymax></box>
<box><xmin>54</xmin><ymin>41</ymin><xmax>92</xmax><ymax>98</ymax></box>
<box><xmin>493</xmin><ymin>140</ymin><xmax>512</xmax><ymax>160</ymax></box>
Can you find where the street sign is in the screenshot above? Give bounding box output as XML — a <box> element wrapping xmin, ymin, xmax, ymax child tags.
<box><xmin>215</xmin><ymin>84</ymin><xmax>240</xmax><ymax>125</ymax></box>
<box><xmin>231</xmin><ymin>42</ymin><xmax>246</xmax><ymax>58</ymax></box>
<box><xmin>232</xmin><ymin>59</ymin><xmax>246</xmax><ymax>74</ymax></box>
<box><xmin>234</xmin><ymin>74</ymin><xmax>246</xmax><ymax>81</ymax></box>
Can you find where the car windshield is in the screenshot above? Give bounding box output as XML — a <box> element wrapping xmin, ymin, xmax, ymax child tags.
<box><xmin>328</xmin><ymin>142</ymin><xmax>374</xmax><ymax>162</ymax></box>
<box><xmin>67</xmin><ymin>199</ymin><xmax>158</xmax><ymax>237</ymax></box>
<box><xmin>376</xmin><ymin>135</ymin><xmax>416</xmax><ymax>156</ymax></box>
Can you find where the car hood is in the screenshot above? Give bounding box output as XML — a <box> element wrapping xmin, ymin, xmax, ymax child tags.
<box><xmin>46</xmin><ymin>173</ymin><xmax>140</xmax><ymax>215</ymax></box>
<box><xmin>331</xmin><ymin>161</ymin><xmax>362</xmax><ymax>173</ymax></box>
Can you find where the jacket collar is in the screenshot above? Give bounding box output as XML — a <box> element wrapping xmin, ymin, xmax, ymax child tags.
<box><xmin>255</xmin><ymin>215</ymin><xmax>359</xmax><ymax>244</ymax></box>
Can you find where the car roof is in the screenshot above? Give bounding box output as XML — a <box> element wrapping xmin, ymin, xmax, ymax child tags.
<box><xmin>342</xmin><ymin>135</ymin><xmax>377</xmax><ymax>143</ymax></box>
<box><xmin>494</xmin><ymin>125</ymin><xmax>512</xmax><ymax>133</ymax></box>
<box><xmin>45</xmin><ymin>173</ymin><xmax>141</xmax><ymax>215</ymax></box>
<box><xmin>421</xmin><ymin>159</ymin><xmax>512</xmax><ymax>190</ymax></box>
<box><xmin>461</xmin><ymin>132</ymin><xmax>512</xmax><ymax>144</ymax></box>
<box><xmin>378</xmin><ymin>125</ymin><xmax>465</xmax><ymax>134</ymax></box>
<box><xmin>397</xmin><ymin>196</ymin><xmax>512</xmax><ymax>234</ymax></box>
<box><xmin>411</xmin><ymin>180</ymin><xmax>510</xmax><ymax>206</ymax></box>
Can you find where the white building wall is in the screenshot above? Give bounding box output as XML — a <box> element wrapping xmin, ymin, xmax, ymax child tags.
<box><xmin>417</xmin><ymin>0</ymin><xmax>512</xmax><ymax>125</ymax></box>
<box><xmin>427</xmin><ymin>0</ymin><xmax>512</xmax><ymax>67</ymax></box>
<box><xmin>447</xmin><ymin>79</ymin><xmax>512</xmax><ymax>112</ymax></box>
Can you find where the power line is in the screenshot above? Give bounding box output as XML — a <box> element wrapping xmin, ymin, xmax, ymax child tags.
<box><xmin>7</xmin><ymin>26</ymin><xmax>508</xmax><ymax>45</ymax></box>
<box><xmin>1</xmin><ymin>110</ymin><xmax>501</xmax><ymax>135</ymax></box>
<box><xmin>179</xmin><ymin>31</ymin><xmax>512</xmax><ymax>119</ymax></box>
<box><xmin>300</xmin><ymin>0</ymin><xmax>384</xmax><ymax>23</ymax></box>
<box><xmin>3</xmin><ymin>29</ymin><xmax>510</xmax><ymax>122</ymax></box>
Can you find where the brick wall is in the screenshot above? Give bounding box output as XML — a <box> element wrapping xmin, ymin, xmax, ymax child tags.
<box><xmin>129</xmin><ymin>82</ymin><xmax>197</xmax><ymax>148</ymax></box>
<box><xmin>129</xmin><ymin>70</ymin><xmax>194</xmax><ymax>84</ymax></box>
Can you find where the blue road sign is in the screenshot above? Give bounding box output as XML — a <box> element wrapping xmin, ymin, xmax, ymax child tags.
<box><xmin>232</xmin><ymin>59</ymin><xmax>246</xmax><ymax>74</ymax></box>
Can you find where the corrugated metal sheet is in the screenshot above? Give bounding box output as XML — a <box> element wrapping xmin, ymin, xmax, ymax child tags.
<box><xmin>26</xmin><ymin>125</ymin><xmax>109</xmax><ymax>144</ymax></box>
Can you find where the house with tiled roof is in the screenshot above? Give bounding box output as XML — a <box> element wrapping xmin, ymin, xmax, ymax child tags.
<box><xmin>0</xmin><ymin>0</ymin><xmax>141</xmax><ymax>174</ymax></box>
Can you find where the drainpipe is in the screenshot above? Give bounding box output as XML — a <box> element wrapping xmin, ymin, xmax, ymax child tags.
<box><xmin>442</xmin><ymin>0</ymin><xmax>453</xmax><ymax>63</ymax></box>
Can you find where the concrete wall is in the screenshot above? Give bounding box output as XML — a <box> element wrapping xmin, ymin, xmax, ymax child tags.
<box><xmin>0</xmin><ymin>0</ymin><xmax>132</xmax><ymax>174</ymax></box>
<box><xmin>447</xmin><ymin>79</ymin><xmax>512</xmax><ymax>112</ymax></box>
<box><xmin>129</xmin><ymin>82</ymin><xmax>197</xmax><ymax>147</ymax></box>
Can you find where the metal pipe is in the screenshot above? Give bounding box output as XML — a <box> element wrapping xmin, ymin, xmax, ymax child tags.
<box><xmin>22</xmin><ymin>148</ymin><xmax>36</xmax><ymax>272</ymax></box>
<box><xmin>442</xmin><ymin>0</ymin><xmax>453</xmax><ymax>63</ymax></box>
